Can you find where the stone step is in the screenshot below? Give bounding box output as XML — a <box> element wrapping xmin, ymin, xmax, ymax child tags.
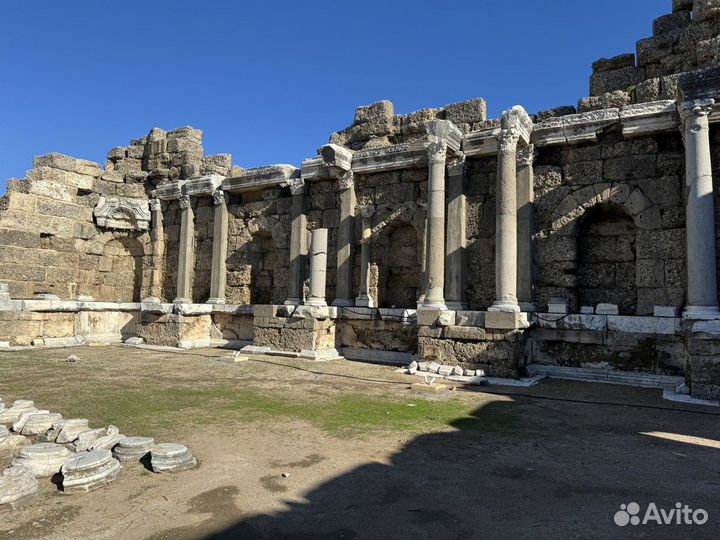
<box><xmin>342</xmin><ymin>347</ymin><xmax>416</xmax><ymax>366</ymax></box>
<box><xmin>527</xmin><ymin>364</ymin><xmax>684</xmax><ymax>390</ymax></box>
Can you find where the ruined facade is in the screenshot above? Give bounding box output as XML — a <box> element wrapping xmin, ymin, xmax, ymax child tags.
<box><xmin>2</xmin><ymin>0</ymin><xmax>720</xmax><ymax>399</ymax></box>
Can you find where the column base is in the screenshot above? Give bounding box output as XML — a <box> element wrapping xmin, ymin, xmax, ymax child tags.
<box><xmin>305</xmin><ymin>298</ymin><xmax>328</xmax><ymax>307</ymax></box>
<box><xmin>173</xmin><ymin>297</ymin><xmax>191</xmax><ymax>305</ymax></box>
<box><xmin>206</xmin><ymin>298</ymin><xmax>226</xmax><ymax>305</ymax></box>
<box><xmin>488</xmin><ymin>300</ymin><xmax>520</xmax><ymax>313</ymax></box>
<box><xmin>444</xmin><ymin>301</ymin><xmax>468</xmax><ymax>311</ymax></box>
<box><xmin>284</xmin><ymin>298</ymin><xmax>302</xmax><ymax>306</ymax></box>
<box><xmin>683</xmin><ymin>305</ymin><xmax>720</xmax><ymax>320</ymax></box>
<box><xmin>519</xmin><ymin>302</ymin><xmax>538</xmax><ymax>313</ymax></box>
<box><xmin>331</xmin><ymin>298</ymin><xmax>354</xmax><ymax>307</ymax></box>
<box><xmin>420</xmin><ymin>302</ymin><xmax>447</xmax><ymax>311</ymax></box>
<box><xmin>355</xmin><ymin>296</ymin><xmax>376</xmax><ymax>308</ymax></box>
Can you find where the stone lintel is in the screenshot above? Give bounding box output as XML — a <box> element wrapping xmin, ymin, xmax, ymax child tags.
<box><xmin>462</xmin><ymin>127</ymin><xmax>500</xmax><ymax>157</ymax></box>
<box><xmin>619</xmin><ymin>100</ymin><xmax>679</xmax><ymax>137</ymax></box>
<box><xmin>532</xmin><ymin>108</ymin><xmax>619</xmax><ymax>146</ymax></box>
<box><xmin>183</xmin><ymin>174</ymin><xmax>224</xmax><ymax>197</ymax></box>
<box><xmin>352</xmin><ymin>140</ymin><xmax>428</xmax><ymax>173</ymax></box>
<box><xmin>155</xmin><ymin>180</ymin><xmax>185</xmax><ymax>201</ymax></box>
<box><xmin>300</xmin><ymin>157</ymin><xmax>333</xmax><ymax>180</ymax></box>
<box><xmin>221</xmin><ymin>165</ymin><xmax>299</xmax><ymax>194</ymax></box>
<box><xmin>94</xmin><ymin>196</ymin><xmax>151</xmax><ymax>230</ymax></box>
<box><xmin>320</xmin><ymin>144</ymin><xmax>354</xmax><ymax>172</ymax></box>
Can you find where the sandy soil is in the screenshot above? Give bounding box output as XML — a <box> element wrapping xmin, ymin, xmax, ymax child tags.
<box><xmin>0</xmin><ymin>345</ymin><xmax>719</xmax><ymax>540</ymax></box>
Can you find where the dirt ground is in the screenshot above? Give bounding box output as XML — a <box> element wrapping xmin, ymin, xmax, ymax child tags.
<box><xmin>0</xmin><ymin>345</ymin><xmax>719</xmax><ymax>540</ymax></box>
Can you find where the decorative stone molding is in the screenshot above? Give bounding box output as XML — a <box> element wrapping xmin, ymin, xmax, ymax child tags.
<box><xmin>184</xmin><ymin>174</ymin><xmax>224</xmax><ymax>197</ymax></box>
<box><xmin>620</xmin><ymin>100</ymin><xmax>679</xmax><ymax>137</ymax></box>
<box><xmin>93</xmin><ymin>197</ymin><xmax>151</xmax><ymax>230</ymax></box>
<box><xmin>287</xmin><ymin>177</ymin><xmax>306</xmax><ymax>195</ymax></box>
<box><xmin>426</xmin><ymin>140</ymin><xmax>447</xmax><ymax>164</ymax></box>
<box><xmin>320</xmin><ymin>144</ymin><xmax>354</xmax><ymax>172</ymax></box>
<box><xmin>221</xmin><ymin>165</ymin><xmax>299</xmax><ymax>194</ymax></box>
<box><xmin>335</xmin><ymin>170</ymin><xmax>354</xmax><ymax>190</ymax></box>
<box><xmin>149</xmin><ymin>198</ymin><xmax>162</xmax><ymax>211</ymax></box>
<box><xmin>500</xmin><ymin>106</ymin><xmax>533</xmax><ymax>145</ymax></box>
<box><xmin>446</xmin><ymin>155</ymin><xmax>466</xmax><ymax>177</ymax></box>
<box><xmin>516</xmin><ymin>144</ymin><xmax>536</xmax><ymax>167</ymax></box>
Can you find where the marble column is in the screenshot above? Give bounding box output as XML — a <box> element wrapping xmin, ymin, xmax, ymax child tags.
<box><xmin>516</xmin><ymin>144</ymin><xmax>535</xmax><ymax>311</ymax></box>
<box><xmin>306</xmin><ymin>228</ymin><xmax>328</xmax><ymax>306</ymax></box>
<box><xmin>422</xmin><ymin>139</ymin><xmax>448</xmax><ymax>309</ymax></box>
<box><xmin>174</xmin><ymin>195</ymin><xmax>194</xmax><ymax>304</ymax></box>
<box><xmin>355</xmin><ymin>205</ymin><xmax>376</xmax><ymax>307</ymax></box>
<box><xmin>490</xmin><ymin>128</ymin><xmax>522</xmax><ymax>312</ymax></box>
<box><xmin>332</xmin><ymin>172</ymin><xmax>355</xmax><ymax>306</ymax></box>
<box><xmin>285</xmin><ymin>178</ymin><xmax>307</xmax><ymax>305</ymax></box>
<box><xmin>445</xmin><ymin>156</ymin><xmax>467</xmax><ymax>310</ymax></box>
<box><xmin>681</xmin><ymin>98</ymin><xmax>719</xmax><ymax>318</ymax></box>
<box><xmin>145</xmin><ymin>198</ymin><xmax>164</xmax><ymax>302</ymax></box>
<box><xmin>207</xmin><ymin>189</ymin><xmax>228</xmax><ymax>304</ymax></box>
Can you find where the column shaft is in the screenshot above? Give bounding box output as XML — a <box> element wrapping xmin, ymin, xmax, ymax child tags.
<box><xmin>285</xmin><ymin>183</ymin><xmax>307</xmax><ymax>305</ymax></box>
<box><xmin>355</xmin><ymin>207</ymin><xmax>375</xmax><ymax>307</ymax></box>
<box><xmin>147</xmin><ymin>199</ymin><xmax>164</xmax><ymax>301</ymax></box>
<box><xmin>445</xmin><ymin>158</ymin><xmax>467</xmax><ymax>309</ymax></box>
<box><xmin>174</xmin><ymin>196</ymin><xmax>195</xmax><ymax>303</ymax></box>
<box><xmin>682</xmin><ymin>99</ymin><xmax>719</xmax><ymax>317</ymax></box>
<box><xmin>208</xmin><ymin>190</ymin><xmax>228</xmax><ymax>304</ymax></box>
<box><xmin>332</xmin><ymin>176</ymin><xmax>355</xmax><ymax>306</ymax></box>
<box><xmin>306</xmin><ymin>228</ymin><xmax>328</xmax><ymax>306</ymax></box>
<box><xmin>516</xmin><ymin>145</ymin><xmax>534</xmax><ymax>309</ymax></box>
<box><xmin>422</xmin><ymin>143</ymin><xmax>447</xmax><ymax>308</ymax></box>
<box><xmin>491</xmin><ymin>130</ymin><xmax>520</xmax><ymax>312</ymax></box>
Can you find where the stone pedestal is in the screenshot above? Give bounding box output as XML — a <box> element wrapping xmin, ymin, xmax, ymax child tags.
<box><xmin>306</xmin><ymin>228</ymin><xmax>328</xmax><ymax>307</ymax></box>
<box><xmin>680</xmin><ymin>99</ymin><xmax>719</xmax><ymax>319</ymax></box>
<box><xmin>285</xmin><ymin>179</ymin><xmax>307</xmax><ymax>305</ymax></box>
<box><xmin>445</xmin><ymin>157</ymin><xmax>467</xmax><ymax>310</ymax></box>
<box><xmin>355</xmin><ymin>206</ymin><xmax>376</xmax><ymax>308</ymax></box>
<box><xmin>174</xmin><ymin>196</ymin><xmax>195</xmax><ymax>304</ymax></box>
<box><xmin>207</xmin><ymin>190</ymin><xmax>228</xmax><ymax>304</ymax></box>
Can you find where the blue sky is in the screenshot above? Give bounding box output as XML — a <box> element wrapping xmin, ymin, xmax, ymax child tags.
<box><xmin>0</xmin><ymin>1</ymin><xmax>667</xmax><ymax>192</ymax></box>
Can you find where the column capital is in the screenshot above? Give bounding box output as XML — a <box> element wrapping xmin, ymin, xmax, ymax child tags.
<box><xmin>178</xmin><ymin>195</ymin><xmax>192</xmax><ymax>210</ymax></box>
<box><xmin>149</xmin><ymin>198</ymin><xmax>162</xmax><ymax>211</ymax></box>
<box><xmin>212</xmin><ymin>189</ymin><xmax>227</xmax><ymax>206</ymax></box>
<box><xmin>446</xmin><ymin>155</ymin><xmax>466</xmax><ymax>177</ymax></box>
<box><xmin>516</xmin><ymin>144</ymin><xmax>536</xmax><ymax>167</ymax></box>
<box><xmin>288</xmin><ymin>177</ymin><xmax>306</xmax><ymax>195</ymax></box>
<box><xmin>497</xmin><ymin>128</ymin><xmax>522</xmax><ymax>154</ymax></box>
<box><xmin>427</xmin><ymin>139</ymin><xmax>448</xmax><ymax>164</ymax></box>
<box><xmin>679</xmin><ymin>98</ymin><xmax>715</xmax><ymax>122</ymax></box>
<box><xmin>335</xmin><ymin>170</ymin><xmax>354</xmax><ymax>190</ymax></box>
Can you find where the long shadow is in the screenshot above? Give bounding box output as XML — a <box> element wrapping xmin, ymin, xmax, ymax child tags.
<box><xmin>188</xmin><ymin>392</ymin><xmax>720</xmax><ymax>540</ymax></box>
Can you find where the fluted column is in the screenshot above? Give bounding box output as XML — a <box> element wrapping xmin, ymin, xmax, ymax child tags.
<box><xmin>355</xmin><ymin>205</ymin><xmax>376</xmax><ymax>307</ymax></box>
<box><xmin>285</xmin><ymin>178</ymin><xmax>307</xmax><ymax>305</ymax></box>
<box><xmin>445</xmin><ymin>156</ymin><xmax>467</xmax><ymax>309</ymax></box>
<box><xmin>681</xmin><ymin>98</ymin><xmax>719</xmax><ymax>319</ymax></box>
<box><xmin>145</xmin><ymin>198</ymin><xmax>164</xmax><ymax>302</ymax></box>
<box><xmin>332</xmin><ymin>172</ymin><xmax>355</xmax><ymax>306</ymax></box>
<box><xmin>516</xmin><ymin>144</ymin><xmax>535</xmax><ymax>310</ymax></box>
<box><xmin>207</xmin><ymin>189</ymin><xmax>228</xmax><ymax>304</ymax></box>
<box><xmin>174</xmin><ymin>195</ymin><xmax>194</xmax><ymax>304</ymax></box>
<box><xmin>306</xmin><ymin>228</ymin><xmax>328</xmax><ymax>306</ymax></box>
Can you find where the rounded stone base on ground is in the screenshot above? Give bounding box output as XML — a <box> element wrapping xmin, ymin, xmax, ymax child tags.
<box><xmin>0</xmin><ymin>401</ymin><xmax>37</xmax><ymax>425</ymax></box>
<box><xmin>150</xmin><ymin>443</ymin><xmax>197</xmax><ymax>473</ymax></box>
<box><xmin>112</xmin><ymin>437</ymin><xmax>154</xmax><ymax>463</ymax></box>
<box><xmin>12</xmin><ymin>443</ymin><xmax>72</xmax><ymax>477</ymax></box>
<box><xmin>56</xmin><ymin>419</ymin><xmax>90</xmax><ymax>444</ymax></box>
<box><xmin>61</xmin><ymin>449</ymin><xmax>122</xmax><ymax>493</ymax></box>
<box><xmin>0</xmin><ymin>465</ymin><xmax>38</xmax><ymax>506</ymax></box>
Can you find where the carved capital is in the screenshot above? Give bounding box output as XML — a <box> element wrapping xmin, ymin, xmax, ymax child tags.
<box><xmin>497</xmin><ymin>128</ymin><xmax>521</xmax><ymax>154</ymax></box>
<box><xmin>359</xmin><ymin>205</ymin><xmax>376</xmax><ymax>219</ymax></box>
<box><xmin>680</xmin><ymin>98</ymin><xmax>715</xmax><ymax>119</ymax></box>
<box><xmin>288</xmin><ymin>177</ymin><xmax>306</xmax><ymax>195</ymax></box>
<box><xmin>178</xmin><ymin>195</ymin><xmax>192</xmax><ymax>210</ymax></box>
<box><xmin>149</xmin><ymin>198</ymin><xmax>162</xmax><ymax>211</ymax></box>
<box><xmin>427</xmin><ymin>138</ymin><xmax>447</xmax><ymax>164</ymax></box>
<box><xmin>446</xmin><ymin>155</ymin><xmax>466</xmax><ymax>177</ymax></box>
<box><xmin>335</xmin><ymin>170</ymin><xmax>354</xmax><ymax>190</ymax></box>
<box><xmin>212</xmin><ymin>189</ymin><xmax>227</xmax><ymax>206</ymax></box>
<box><xmin>516</xmin><ymin>144</ymin><xmax>536</xmax><ymax>167</ymax></box>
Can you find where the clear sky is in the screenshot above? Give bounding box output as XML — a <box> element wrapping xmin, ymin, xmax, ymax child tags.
<box><xmin>0</xmin><ymin>0</ymin><xmax>668</xmax><ymax>192</ymax></box>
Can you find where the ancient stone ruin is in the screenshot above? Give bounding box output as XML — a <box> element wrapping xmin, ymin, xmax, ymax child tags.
<box><xmin>1</xmin><ymin>0</ymin><xmax>720</xmax><ymax>401</ymax></box>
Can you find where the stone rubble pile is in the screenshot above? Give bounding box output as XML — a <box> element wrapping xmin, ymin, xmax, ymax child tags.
<box><xmin>0</xmin><ymin>396</ymin><xmax>196</xmax><ymax>506</ymax></box>
<box><xmin>407</xmin><ymin>360</ymin><xmax>484</xmax><ymax>377</ymax></box>
<box><xmin>61</xmin><ymin>449</ymin><xmax>122</xmax><ymax>493</ymax></box>
<box><xmin>150</xmin><ymin>443</ymin><xmax>197</xmax><ymax>473</ymax></box>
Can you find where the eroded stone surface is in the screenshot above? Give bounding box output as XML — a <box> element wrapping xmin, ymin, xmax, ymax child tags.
<box><xmin>11</xmin><ymin>443</ymin><xmax>71</xmax><ymax>477</ymax></box>
<box><xmin>112</xmin><ymin>436</ymin><xmax>154</xmax><ymax>463</ymax></box>
<box><xmin>150</xmin><ymin>443</ymin><xmax>197</xmax><ymax>473</ymax></box>
<box><xmin>0</xmin><ymin>465</ymin><xmax>38</xmax><ymax>506</ymax></box>
<box><xmin>61</xmin><ymin>449</ymin><xmax>122</xmax><ymax>492</ymax></box>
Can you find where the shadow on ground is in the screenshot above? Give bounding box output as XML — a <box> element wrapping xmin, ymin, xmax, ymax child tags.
<box><xmin>155</xmin><ymin>389</ymin><xmax>720</xmax><ymax>540</ymax></box>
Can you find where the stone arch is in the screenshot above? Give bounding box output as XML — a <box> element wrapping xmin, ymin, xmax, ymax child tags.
<box><xmin>576</xmin><ymin>202</ymin><xmax>638</xmax><ymax>314</ymax></box>
<box><xmin>99</xmin><ymin>235</ymin><xmax>145</xmax><ymax>302</ymax></box>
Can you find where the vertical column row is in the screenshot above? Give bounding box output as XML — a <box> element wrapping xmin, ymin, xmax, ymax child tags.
<box><xmin>207</xmin><ymin>189</ymin><xmax>228</xmax><ymax>304</ymax></box>
<box><xmin>174</xmin><ymin>195</ymin><xmax>195</xmax><ymax>304</ymax></box>
<box><xmin>285</xmin><ymin>178</ymin><xmax>308</xmax><ymax>305</ymax></box>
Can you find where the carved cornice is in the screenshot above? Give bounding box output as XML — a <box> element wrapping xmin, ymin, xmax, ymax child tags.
<box><xmin>94</xmin><ymin>196</ymin><xmax>151</xmax><ymax>230</ymax></box>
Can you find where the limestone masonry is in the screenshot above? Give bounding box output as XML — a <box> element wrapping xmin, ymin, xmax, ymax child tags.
<box><xmin>2</xmin><ymin>0</ymin><xmax>720</xmax><ymax>400</ymax></box>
